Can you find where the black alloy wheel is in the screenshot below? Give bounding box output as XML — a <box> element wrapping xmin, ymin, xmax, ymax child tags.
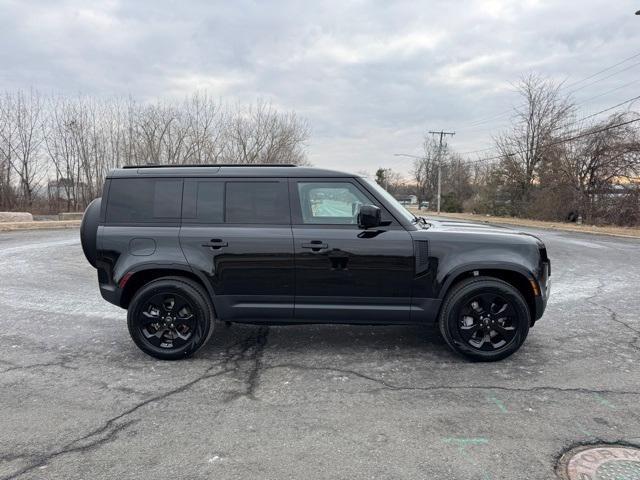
<box><xmin>439</xmin><ymin>277</ymin><xmax>530</xmax><ymax>361</ymax></box>
<box><xmin>127</xmin><ymin>277</ymin><xmax>214</xmax><ymax>360</ymax></box>
<box><xmin>138</xmin><ymin>293</ymin><xmax>197</xmax><ymax>350</ymax></box>
<box><xmin>458</xmin><ymin>293</ymin><xmax>518</xmax><ymax>351</ymax></box>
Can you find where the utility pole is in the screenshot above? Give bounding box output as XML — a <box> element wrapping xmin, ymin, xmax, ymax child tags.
<box><xmin>428</xmin><ymin>130</ymin><xmax>455</xmax><ymax>214</ymax></box>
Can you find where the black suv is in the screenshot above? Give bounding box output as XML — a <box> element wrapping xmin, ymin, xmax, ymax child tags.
<box><xmin>81</xmin><ymin>165</ymin><xmax>550</xmax><ymax>361</ymax></box>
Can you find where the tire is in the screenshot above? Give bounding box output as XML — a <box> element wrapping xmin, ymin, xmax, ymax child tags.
<box><xmin>438</xmin><ymin>276</ymin><xmax>530</xmax><ymax>362</ymax></box>
<box><xmin>80</xmin><ymin>198</ymin><xmax>101</xmax><ymax>268</ymax></box>
<box><xmin>127</xmin><ymin>276</ymin><xmax>215</xmax><ymax>360</ymax></box>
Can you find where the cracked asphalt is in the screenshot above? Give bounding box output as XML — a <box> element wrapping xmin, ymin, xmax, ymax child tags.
<box><xmin>0</xmin><ymin>226</ymin><xmax>639</xmax><ymax>480</ymax></box>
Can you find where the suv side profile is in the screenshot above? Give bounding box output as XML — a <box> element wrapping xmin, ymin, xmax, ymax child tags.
<box><xmin>81</xmin><ymin>164</ymin><xmax>551</xmax><ymax>361</ymax></box>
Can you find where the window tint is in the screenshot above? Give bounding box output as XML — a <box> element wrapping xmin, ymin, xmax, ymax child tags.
<box><xmin>182</xmin><ymin>180</ymin><xmax>224</xmax><ymax>223</ymax></box>
<box><xmin>297</xmin><ymin>182</ymin><xmax>370</xmax><ymax>224</ymax></box>
<box><xmin>225</xmin><ymin>182</ymin><xmax>289</xmax><ymax>224</ymax></box>
<box><xmin>197</xmin><ymin>182</ymin><xmax>224</xmax><ymax>222</ymax></box>
<box><xmin>107</xmin><ymin>178</ymin><xmax>181</xmax><ymax>224</ymax></box>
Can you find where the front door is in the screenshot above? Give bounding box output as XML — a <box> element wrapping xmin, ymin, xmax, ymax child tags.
<box><xmin>180</xmin><ymin>178</ymin><xmax>294</xmax><ymax>321</ymax></box>
<box><xmin>291</xmin><ymin>179</ymin><xmax>414</xmax><ymax>323</ymax></box>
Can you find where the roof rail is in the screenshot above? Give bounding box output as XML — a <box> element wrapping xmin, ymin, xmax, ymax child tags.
<box><xmin>121</xmin><ymin>163</ymin><xmax>298</xmax><ymax>169</ymax></box>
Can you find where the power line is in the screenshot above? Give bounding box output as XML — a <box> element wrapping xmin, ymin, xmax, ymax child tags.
<box><xmin>462</xmin><ymin>53</ymin><xmax>640</xmax><ymax>129</ymax></box>
<box><xmin>567</xmin><ymin>59</ymin><xmax>640</xmax><ymax>94</ymax></box>
<box><xmin>396</xmin><ymin>55</ymin><xmax>640</xmax><ymax>170</ymax></box>
<box><xmin>578</xmin><ymin>77</ymin><xmax>640</xmax><ymax>104</ymax></box>
<box><xmin>455</xmin><ymin>93</ymin><xmax>640</xmax><ymax>158</ymax></box>
<box><xmin>457</xmin><ymin>50</ymin><xmax>640</xmax><ymax>131</ymax></box>
<box><xmin>393</xmin><ymin>116</ymin><xmax>639</xmax><ymax>178</ymax></box>
<box><xmin>575</xmin><ymin>94</ymin><xmax>640</xmax><ymax>123</ymax></box>
<box><xmin>459</xmin><ymin>76</ymin><xmax>640</xmax><ymax>134</ymax></box>
<box><xmin>563</xmin><ymin>51</ymin><xmax>640</xmax><ymax>89</ymax></box>
<box><xmin>459</xmin><ymin>116</ymin><xmax>640</xmax><ymax>166</ymax></box>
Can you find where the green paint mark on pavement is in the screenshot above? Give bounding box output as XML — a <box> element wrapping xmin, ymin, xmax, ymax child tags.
<box><xmin>487</xmin><ymin>395</ymin><xmax>507</xmax><ymax>413</ymax></box>
<box><xmin>443</xmin><ymin>437</ymin><xmax>488</xmax><ymax>445</ymax></box>
<box><xmin>575</xmin><ymin>424</ymin><xmax>594</xmax><ymax>437</ymax></box>
<box><xmin>594</xmin><ymin>393</ymin><xmax>615</xmax><ymax>409</ymax></box>
<box><xmin>443</xmin><ymin>437</ymin><xmax>489</xmax><ymax>452</ymax></box>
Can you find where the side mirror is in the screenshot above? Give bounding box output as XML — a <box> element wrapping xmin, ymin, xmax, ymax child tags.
<box><xmin>357</xmin><ymin>204</ymin><xmax>381</xmax><ymax>229</ymax></box>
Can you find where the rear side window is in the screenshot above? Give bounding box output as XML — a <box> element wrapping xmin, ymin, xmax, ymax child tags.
<box><xmin>182</xmin><ymin>180</ymin><xmax>224</xmax><ymax>223</ymax></box>
<box><xmin>106</xmin><ymin>178</ymin><xmax>182</xmax><ymax>224</ymax></box>
<box><xmin>182</xmin><ymin>180</ymin><xmax>290</xmax><ymax>224</ymax></box>
<box><xmin>226</xmin><ymin>182</ymin><xmax>289</xmax><ymax>224</ymax></box>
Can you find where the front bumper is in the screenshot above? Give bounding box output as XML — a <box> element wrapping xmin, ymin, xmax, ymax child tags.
<box><xmin>534</xmin><ymin>261</ymin><xmax>551</xmax><ymax>321</ymax></box>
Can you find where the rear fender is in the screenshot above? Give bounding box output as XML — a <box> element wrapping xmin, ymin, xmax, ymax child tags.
<box><xmin>116</xmin><ymin>262</ymin><xmax>218</xmax><ymax>313</ymax></box>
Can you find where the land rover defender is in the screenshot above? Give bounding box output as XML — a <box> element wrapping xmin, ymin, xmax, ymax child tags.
<box><xmin>81</xmin><ymin>165</ymin><xmax>551</xmax><ymax>361</ymax></box>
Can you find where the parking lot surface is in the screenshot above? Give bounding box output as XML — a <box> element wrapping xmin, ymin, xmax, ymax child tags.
<box><xmin>0</xmin><ymin>226</ymin><xmax>639</xmax><ymax>479</ymax></box>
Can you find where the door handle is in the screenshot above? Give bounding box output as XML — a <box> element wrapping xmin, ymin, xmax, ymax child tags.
<box><xmin>202</xmin><ymin>239</ymin><xmax>228</xmax><ymax>250</ymax></box>
<box><xmin>302</xmin><ymin>241</ymin><xmax>328</xmax><ymax>251</ymax></box>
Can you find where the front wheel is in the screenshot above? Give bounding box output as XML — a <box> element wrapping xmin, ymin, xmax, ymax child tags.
<box><xmin>127</xmin><ymin>277</ymin><xmax>214</xmax><ymax>360</ymax></box>
<box><xmin>438</xmin><ymin>277</ymin><xmax>530</xmax><ymax>361</ymax></box>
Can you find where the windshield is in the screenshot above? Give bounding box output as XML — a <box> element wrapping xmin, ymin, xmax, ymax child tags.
<box><xmin>361</xmin><ymin>178</ymin><xmax>416</xmax><ymax>224</ymax></box>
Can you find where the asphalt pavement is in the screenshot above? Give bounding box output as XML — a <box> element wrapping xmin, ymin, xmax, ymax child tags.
<box><xmin>0</xmin><ymin>226</ymin><xmax>639</xmax><ymax>479</ymax></box>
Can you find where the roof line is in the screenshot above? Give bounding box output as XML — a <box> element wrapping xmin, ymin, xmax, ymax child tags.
<box><xmin>121</xmin><ymin>164</ymin><xmax>298</xmax><ymax>169</ymax></box>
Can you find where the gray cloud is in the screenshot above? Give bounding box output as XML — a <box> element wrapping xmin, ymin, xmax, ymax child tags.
<box><xmin>1</xmin><ymin>0</ymin><xmax>638</xmax><ymax>173</ymax></box>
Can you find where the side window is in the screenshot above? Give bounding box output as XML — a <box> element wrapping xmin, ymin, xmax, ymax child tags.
<box><xmin>297</xmin><ymin>182</ymin><xmax>370</xmax><ymax>225</ymax></box>
<box><xmin>225</xmin><ymin>181</ymin><xmax>289</xmax><ymax>224</ymax></box>
<box><xmin>182</xmin><ymin>180</ymin><xmax>224</xmax><ymax>223</ymax></box>
<box><xmin>106</xmin><ymin>178</ymin><xmax>181</xmax><ymax>224</ymax></box>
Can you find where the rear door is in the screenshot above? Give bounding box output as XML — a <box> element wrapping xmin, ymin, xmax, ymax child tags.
<box><xmin>179</xmin><ymin>178</ymin><xmax>294</xmax><ymax>321</ymax></box>
<box><xmin>291</xmin><ymin>178</ymin><xmax>415</xmax><ymax>323</ymax></box>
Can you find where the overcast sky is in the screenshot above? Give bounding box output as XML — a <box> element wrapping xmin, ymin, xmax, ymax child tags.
<box><xmin>1</xmin><ymin>0</ymin><xmax>638</xmax><ymax>174</ymax></box>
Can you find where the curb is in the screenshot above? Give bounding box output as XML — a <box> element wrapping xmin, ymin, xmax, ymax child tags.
<box><xmin>0</xmin><ymin>220</ymin><xmax>82</xmax><ymax>232</ymax></box>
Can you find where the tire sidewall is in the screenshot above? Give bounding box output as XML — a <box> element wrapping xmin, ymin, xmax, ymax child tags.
<box><xmin>80</xmin><ymin>198</ymin><xmax>101</xmax><ymax>268</ymax></box>
<box><xmin>441</xmin><ymin>279</ymin><xmax>530</xmax><ymax>361</ymax></box>
<box><xmin>127</xmin><ymin>279</ymin><xmax>212</xmax><ymax>360</ymax></box>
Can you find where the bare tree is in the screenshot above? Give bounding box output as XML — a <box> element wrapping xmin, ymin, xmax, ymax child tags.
<box><xmin>494</xmin><ymin>74</ymin><xmax>574</xmax><ymax>215</ymax></box>
<box><xmin>0</xmin><ymin>90</ymin><xmax>311</xmax><ymax>213</ymax></box>
<box><xmin>374</xmin><ymin>168</ymin><xmax>403</xmax><ymax>193</ymax></box>
<box><xmin>0</xmin><ymin>92</ymin><xmax>16</xmax><ymax>210</ymax></box>
<box><xmin>181</xmin><ymin>93</ymin><xmax>226</xmax><ymax>164</ymax></box>
<box><xmin>224</xmin><ymin>101</ymin><xmax>310</xmax><ymax>165</ymax></box>
<box><xmin>44</xmin><ymin>95</ymin><xmax>81</xmax><ymax>211</ymax></box>
<box><xmin>439</xmin><ymin>152</ymin><xmax>473</xmax><ymax>212</ymax></box>
<box><xmin>3</xmin><ymin>90</ymin><xmax>47</xmax><ymax>209</ymax></box>
<box><xmin>412</xmin><ymin>136</ymin><xmax>446</xmax><ymax>204</ymax></box>
<box><xmin>560</xmin><ymin>112</ymin><xmax>640</xmax><ymax>223</ymax></box>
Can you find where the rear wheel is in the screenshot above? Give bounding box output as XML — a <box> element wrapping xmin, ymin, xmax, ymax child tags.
<box><xmin>438</xmin><ymin>277</ymin><xmax>530</xmax><ymax>361</ymax></box>
<box><xmin>127</xmin><ymin>277</ymin><xmax>214</xmax><ymax>360</ymax></box>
